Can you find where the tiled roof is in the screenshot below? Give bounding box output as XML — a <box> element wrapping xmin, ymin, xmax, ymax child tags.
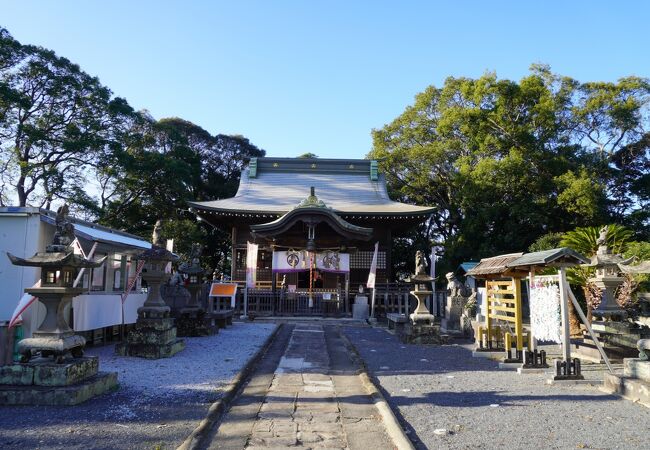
<box><xmin>507</xmin><ymin>247</ymin><xmax>588</xmax><ymax>268</ymax></box>
<box><xmin>189</xmin><ymin>158</ymin><xmax>434</xmax><ymax>217</ymax></box>
<box><xmin>465</xmin><ymin>253</ymin><xmax>524</xmax><ymax>277</ymax></box>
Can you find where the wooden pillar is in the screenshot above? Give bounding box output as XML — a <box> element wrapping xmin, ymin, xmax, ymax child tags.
<box><xmin>486</xmin><ymin>280</ymin><xmax>493</xmax><ymax>347</ymax></box>
<box><xmin>230</xmin><ymin>226</ymin><xmax>237</xmax><ymax>281</ymax></box>
<box><xmin>528</xmin><ymin>268</ymin><xmax>537</xmax><ymax>351</ymax></box>
<box><xmin>513</xmin><ymin>278</ymin><xmax>523</xmax><ymax>351</ymax></box>
<box><xmin>558</xmin><ymin>267</ymin><xmax>572</xmax><ymax>363</ymax></box>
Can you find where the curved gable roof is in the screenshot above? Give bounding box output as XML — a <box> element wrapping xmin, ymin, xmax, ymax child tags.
<box><xmin>189</xmin><ymin>158</ymin><xmax>434</xmax><ymax>217</ymax></box>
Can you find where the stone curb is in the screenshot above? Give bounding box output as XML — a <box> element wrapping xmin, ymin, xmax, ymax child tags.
<box><xmin>176</xmin><ymin>323</ymin><xmax>282</xmax><ymax>450</ymax></box>
<box><xmin>339</xmin><ymin>330</ymin><xmax>415</xmax><ymax>450</ymax></box>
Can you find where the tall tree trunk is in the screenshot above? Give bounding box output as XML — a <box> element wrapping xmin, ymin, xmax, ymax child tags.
<box><xmin>17</xmin><ymin>179</ymin><xmax>27</xmax><ymax>206</ymax></box>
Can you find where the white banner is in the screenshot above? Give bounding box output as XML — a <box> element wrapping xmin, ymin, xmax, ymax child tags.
<box><xmin>430</xmin><ymin>247</ymin><xmax>436</xmax><ymax>280</ymax></box>
<box><xmin>165</xmin><ymin>239</ymin><xmax>174</xmax><ymax>274</ymax></box>
<box><xmin>246</xmin><ymin>242</ymin><xmax>259</xmax><ymax>288</ymax></box>
<box><xmin>73</xmin><ymin>293</ymin><xmax>147</xmax><ymax>331</ymax></box>
<box><xmin>530</xmin><ymin>275</ymin><xmax>562</xmax><ymax>343</ymax></box>
<box><xmin>272</xmin><ymin>250</ymin><xmax>349</xmax><ymax>273</ymax></box>
<box><xmin>367</xmin><ymin>242</ymin><xmax>379</xmax><ymax>288</ymax></box>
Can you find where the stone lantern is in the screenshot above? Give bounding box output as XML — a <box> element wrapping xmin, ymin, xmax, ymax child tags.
<box><xmin>399</xmin><ymin>250</ymin><xmax>442</xmax><ymax>344</ymax></box>
<box><xmin>176</xmin><ymin>243</ymin><xmax>216</xmax><ymax>336</ymax></box>
<box><xmin>7</xmin><ymin>205</ymin><xmax>106</xmax><ymax>363</ymax></box>
<box><xmin>586</xmin><ymin>226</ymin><xmax>632</xmax><ymax>320</ymax></box>
<box><xmin>0</xmin><ymin>205</ymin><xmax>117</xmax><ymax>405</ymax></box>
<box><xmin>116</xmin><ymin>220</ymin><xmax>185</xmax><ymax>358</ymax></box>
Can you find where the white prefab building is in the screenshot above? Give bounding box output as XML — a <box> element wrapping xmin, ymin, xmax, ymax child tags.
<box><xmin>0</xmin><ymin>207</ymin><xmax>151</xmax><ymax>342</ymax></box>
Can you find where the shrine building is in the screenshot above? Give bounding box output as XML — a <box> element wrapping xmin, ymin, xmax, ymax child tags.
<box><xmin>188</xmin><ymin>157</ymin><xmax>433</xmax><ymax>315</ymax></box>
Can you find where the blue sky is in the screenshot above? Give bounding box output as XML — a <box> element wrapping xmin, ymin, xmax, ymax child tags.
<box><xmin>2</xmin><ymin>1</ymin><xmax>649</xmax><ymax>158</ymax></box>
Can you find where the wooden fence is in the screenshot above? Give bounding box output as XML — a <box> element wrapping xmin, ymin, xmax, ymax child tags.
<box><xmin>206</xmin><ymin>282</ymin><xmax>447</xmax><ymax>318</ymax></box>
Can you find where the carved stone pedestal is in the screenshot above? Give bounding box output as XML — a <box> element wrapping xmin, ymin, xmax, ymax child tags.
<box><xmin>399</xmin><ymin>321</ymin><xmax>446</xmax><ymax>345</ymax></box>
<box><xmin>0</xmin><ymin>356</ymin><xmax>117</xmax><ymax>405</ymax></box>
<box><xmin>116</xmin><ymin>308</ymin><xmax>185</xmax><ymax>359</ymax></box>
<box><xmin>176</xmin><ymin>307</ymin><xmax>216</xmax><ymax>337</ymax></box>
<box><xmin>441</xmin><ymin>295</ymin><xmax>469</xmax><ymax>335</ymax></box>
<box><xmin>162</xmin><ymin>285</ymin><xmax>217</xmax><ymax>337</ymax></box>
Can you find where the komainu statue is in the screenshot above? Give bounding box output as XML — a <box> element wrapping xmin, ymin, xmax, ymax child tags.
<box><xmin>446</xmin><ymin>272</ymin><xmax>471</xmax><ymax>298</ymax></box>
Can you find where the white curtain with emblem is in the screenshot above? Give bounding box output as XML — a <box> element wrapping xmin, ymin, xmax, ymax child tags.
<box><xmin>272</xmin><ymin>251</ymin><xmax>349</xmax><ymax>273</ymax></box>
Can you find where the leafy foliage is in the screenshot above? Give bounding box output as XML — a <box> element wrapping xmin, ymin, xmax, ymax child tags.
<box><xmin>0</xmin><ymin>27</ymin><xmax>265</xmax><ymax>272</ymax></box>
<box><xmin>370</xmin><ymin>66</ymin><xmax>650</xmax><ymax>275</ymax></box>
<box><xmin>528</xmin><ymin>232</ymin><xmax>563</xmax><ymax>252</ymax></box>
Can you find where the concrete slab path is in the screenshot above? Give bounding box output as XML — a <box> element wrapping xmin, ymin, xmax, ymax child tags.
<box><xmin>206</xmin><ymin>324</ymin><xmax>395</xmax><ymax>449</ymax></box>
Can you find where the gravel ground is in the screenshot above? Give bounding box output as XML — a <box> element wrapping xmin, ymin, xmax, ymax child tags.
<box><xmin>344</xmin><ymin>326</ymin><xmax>650</xmax><ymax>450</ymax></box>
<box><xmin>0</xmin><ymin>322</ymin><xmax>276</xmax><ymax>450</ymax></box>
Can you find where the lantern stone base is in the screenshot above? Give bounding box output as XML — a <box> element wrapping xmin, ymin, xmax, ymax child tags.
<box><xmin>176</xmin><ymin>308</ymin><xmax>217</xmax><ymax>337</ymax></box>
<box><xmin>572</xmin><ymin>321</ymin><xmax>650</xmax><ymax>363</ymax></box>
<box><xmin>0</xmin><ymin>356</ymin><xmax>117</xmax><ymax>405</ymax></box>
<box><xmin>116</xmin><ymin>315</ymin><xmax>185</xmax><ymax>359</ymax></box>
<box><xmin>17</xmin><ymin>333</ymin><xmax>86</xmax><ymax>362</ymax></box>
<box><xmin>398</xmin><ymin>322</ymin><xmax>446</xmax><ymax>345</ymax></box>
<box><xmin>602</xmin><ymin>359</ymin><xmax>650</xmax><ymax>408</ymax></box>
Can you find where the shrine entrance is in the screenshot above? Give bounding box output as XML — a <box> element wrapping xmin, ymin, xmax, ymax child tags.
<box><xmin>245</xmin><ymin>189</ymin><xmax>372</xmax><ymax>317</ymax></box>
<box><xmin>190</xmin><ymin>157</ymin><xmax>435</xmax><ymax>318</ymax></box>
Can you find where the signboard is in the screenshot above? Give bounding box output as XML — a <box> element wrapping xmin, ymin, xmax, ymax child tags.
<box><xmin>209</xmin><ymin>282</ymin><xmax>238</xmax><ymax>308</ymax></box>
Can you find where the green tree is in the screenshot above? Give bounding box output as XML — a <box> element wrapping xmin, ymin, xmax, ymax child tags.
<box><xmin>0</xmin><ymin>27</ymin><xmax>129</xmax><ymax>207</ymax></box>
<box><xmin>370</xmin><ymin>66</ymin><xmax>649</xmax><ymax>275</ymax></box>
<box><xmin>84</xmin><ymin>116</ymin><xmax>264</xmax><ymax>272</ymax></box>
<box><xmin>528</xmin><ymin>232</ymin><xmax>563</xmax><ymax>252</ymax></box>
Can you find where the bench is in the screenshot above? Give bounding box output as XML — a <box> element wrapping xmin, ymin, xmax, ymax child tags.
<box><xmin>387</xmin><ymin>313</ymin><xmax>409</xmax><ymax>331</ymax></box>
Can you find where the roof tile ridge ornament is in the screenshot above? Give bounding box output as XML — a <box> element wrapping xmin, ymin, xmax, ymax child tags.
<box><xmin>294</xmin><ymin>186</ymin><xmax>329</xmax><ymax>209</ymax></box>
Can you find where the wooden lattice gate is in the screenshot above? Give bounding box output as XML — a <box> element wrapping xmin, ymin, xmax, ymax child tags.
<box><xmin>481</xmin><ymin>279</ymin><xmax>524</xmax><ymax>354</ymax></box>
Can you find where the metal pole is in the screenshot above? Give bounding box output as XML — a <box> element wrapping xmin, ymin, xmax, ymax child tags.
<box><xmin>558</xmin><ymin>267</ymin><xmax>572</xmax><ymax>364</ymax></box>
<box><xmin>370</xmin><ymin>288</ymin><xmax>376</xmax><ymax>319</ymax></box>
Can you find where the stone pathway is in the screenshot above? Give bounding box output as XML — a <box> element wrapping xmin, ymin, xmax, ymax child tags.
<box><xmin>208</xmin><ymin>324</ymin><xmax>394</xmax><ymax>449</ymax></box>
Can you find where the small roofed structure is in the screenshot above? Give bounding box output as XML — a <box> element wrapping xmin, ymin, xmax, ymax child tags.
<box><xmin>457</xmin><ymin>261</ymin><xmax>480</xmax><ymax>289</ymax></box>
<box><xmin>509</xmin><ymin>248</ymin><xmax>596</xmax><ymax>379</ymax></box>
<box><xmin>467</xmin><ymin>248</ymin><xmax>589</xmax><ymax>367</ymax></box>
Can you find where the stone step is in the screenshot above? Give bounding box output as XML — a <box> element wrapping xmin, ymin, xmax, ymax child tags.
<box><xmin>602</xmin><ymin>372</ymin><xmax>650</xmax><ymax>408</ymax></box>
<box><xmin>624</xmin><ymin>358</ymin><xmax>650</xmax><ymax>382</ymax></box>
